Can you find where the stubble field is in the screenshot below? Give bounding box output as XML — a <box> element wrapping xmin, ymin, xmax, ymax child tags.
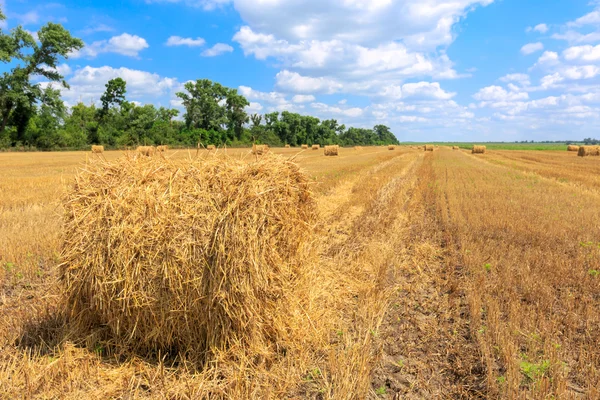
<box><xmin>1</xmin><ymin>146</ymin><xmax>599</xmax><ymax>399</ymax></box>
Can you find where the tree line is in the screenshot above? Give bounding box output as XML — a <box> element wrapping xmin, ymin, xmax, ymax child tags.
<box><xmin>0</xmin><ymin>10</ymin><xmax>399</xmax><ymax>150</ymax></box>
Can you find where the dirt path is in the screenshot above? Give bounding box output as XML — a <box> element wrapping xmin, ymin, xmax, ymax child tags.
<box><xmin>370</xmin><ymin>152</ymin><xmax>485</xmax><ymax>399</ymax></box>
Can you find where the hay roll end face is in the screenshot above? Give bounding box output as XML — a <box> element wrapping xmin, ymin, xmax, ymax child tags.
<box><xmin>59</xmin><ymin>153</ymin><xmax>316</xmax><ymax>363</ymax></box>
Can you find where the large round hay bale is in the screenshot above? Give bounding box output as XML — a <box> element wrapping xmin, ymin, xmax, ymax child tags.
<box><xmin>285</xmin><ymin>144</ymin><xmax>290</xmax><ymax>148</ymax></box>
<box><xmin>472</xmin><ymin>145</ymin><xmax>486</xmax><ymax>154</ymax></box>
<box><xmin>424</xmin><ymin>145</ymin><xmax>434</xmax><ymax>152</ymax></box>
<box><xmin>567</xmin><ymin>145</ymin><xmax>579</xmax><ymax>152</ymax></box>
<box><xmin>388</xmin><ymin>145</ymin><xmax>395</xmax><ymax>150</ymax></box>
<box><xmin>156</xmin><ymin>145</ymin><xmax>168</xmax><ymax>152</ymax></box>
<box><xmin>206</xmin><ymin>144</ymin><xmax>216</xmax><ymax>150</ymax></box>
<box><xmin>578</xmin><ymin>145</ymin><xmax>600</xmax><ymax>157</ymax></box>
<box><xmin>91</xmin><ymin>145</ymin><xmax>104</xmax><ymax>154</ymax></box>
<box><xmin>137</xmin><ymin>146</ymin><xmax>155</xmax><ymax>156</ymax></box>
<box><xmin>324</xmin><ymin>145</ymin><xmax>339</xmax><ymax>156</ymax></box>
<box><xmin>60</xmin><ymin>154</ymin><xmax>315</xmax><ymax>360</ymax></box>
<box><xmin>452</xmin><ymin>146</ymin><xmax>459</xmax><ymax>150</ymax></box>
<box><xmin>301</xmin><ymin>144</ymin><xmax>308</xmax><ymax>150</ymax></box>
<box><xmin>312</xmin><ymin>144</ymin><xmax>320</xmax><ymax>150</ymax></box>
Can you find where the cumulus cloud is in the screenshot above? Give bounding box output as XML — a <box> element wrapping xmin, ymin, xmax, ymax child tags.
<box><xmin>473</xmin><ymin>85</ymin><xmax>529</xmax><ymax>102</ymax></box>
<box><xmin>58</xmin><ymin>66</ymin><xmax>177</xmax><ymax>105</ymax></box>
<box><xmin>521</xmin><ymin>42</ymin><xmax>544</xmax><ymax>55</ymax></box>
<box><xmin>527</xmin><ymin>23</ymin><xmax>548</xmax><ymax>34</ymax></box>
<box><xmin>292</xmin><ymin>94</ymin><xmax>316</xmax><ymax>103</ymax></box>
<box><xmin>72</xmin><ymin>33</ymin><xmax>149</xmax><ymax>58</ymax></box>
<box><xmin>563</xmin><ymin>44</ymin><xmax>600</xmax><ymax>62</ymax></box>
<box><xmin>201</xmin><ymin>43</ymin><xmax>234</xmax><ymax>57</ymax></box>
<box><xmin>166</xmin><ymin>36</ymin><xmax>206</xmax><ymax>47</ymax></box>
<box><xmin>145</xmin><ymin>0</ymin><xmax>231</xmax><ymax>11</ymax></box>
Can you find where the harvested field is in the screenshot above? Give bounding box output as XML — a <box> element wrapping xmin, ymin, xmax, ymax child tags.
<box><xmin>1</xmin><ymin>146</ymin><xmax>600</xmax><ymax>399</ymax></box>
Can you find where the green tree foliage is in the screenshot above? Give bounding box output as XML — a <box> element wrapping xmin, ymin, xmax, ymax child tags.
<box><xmin>99</xmin><ymin>78</ymin><xmax>127</xmax><ymax>117</ymax></box>
<box><xmin>0</xmin><ymin>10</ymin><xmax>83</xmax><ymax>140</ymax></box>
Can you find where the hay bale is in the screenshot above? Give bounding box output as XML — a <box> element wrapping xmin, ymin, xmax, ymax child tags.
<box><xmin>324</xmin><ymin>145</ymin><xmax>339</xmax><ymax>156</ymax></box>
<box><xmin>578</xmin><ymin>145</ymin><xmax>600</xmax><ymax>157</ymax></box>
<box><xmin>207</xmin><ymin>145</ymin><xmax>216</xmax><ymax>150</ymax></box>
<box><xmin>301</xmin><ymin>144</ymin><xmax>308</xmax><ymax>150</ymax></box>
<box><xmin>285</xmin><ymin>144</ymin><xmax>290</xmax><ymax>148</ymax></box>
<box><xmin>567</xmin><ymin>145</ymin><xmax>580</xmax><ymax>152</ymax></box>
<box><xmin>472</xmin><ymin>145</ymin><xmax>486</xmax><ymax>154</ymax></box>
<box><xmin>156</xmin><ymin>145</ymin><xmax>168</xmax><ymax>152</ymax></box>
<box><xmin>388</xmin><ymin>145</ymin><xmax>395</xmax><ymax>150</ymax></box>
<box><xmin>312</xmin><ymin>144</ymin><xmax>320</xmax><ymax>150</ymax></box>
<box><xmin>452</xmin><ymin>146</ymin><xmax>459</xmax><ymax>150</ymax></box>
<box><xmin>137</xmin><ymin>146</ymin><xmax>155</xmax><ymax>156</ymax></box>
<box><xmin>60</xmin><ymin>154</ymin><xmax>315</xmax><ymax>361</ymax></box>
<box><xmin>252</xmin><ymin>144</ymin><xmax>268</xmax><ymax>155</ymax></box>
<box><xmin>424</xmin><ymin>145</ymin><xmax>434</xmax><ymax>152</ymax></box>
<box><xmin>91</xmin><ymin>145</ymin><xmax>104</xmax><ymax>154</ymax></box>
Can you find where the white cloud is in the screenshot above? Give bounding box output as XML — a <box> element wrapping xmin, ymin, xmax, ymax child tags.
<box><xmin>380</xmin><ymin>81</ymin><xmax>455</xmax><ymax>100</ymax></box>
<box><xmin>275</xmin><ymin>70</ymin><xmax>343</xmax><ymax>94</ymax></box>
<box><xmin>292</xmin><ymin>94</ymin><xmax>316</xmax><ymax>103</ymax></box>
<box><xmin>552</xmin><ymin>30</ymin><xmax>600</xmax><ymax>44</ymax></box>
<box><xmin>536</xmin><ymin>51</ymin><xmax>559</xmax><ymax>65</ymax></box>
<box><xmin>527</xmin><ymin>23</ymin><xmax>548</xmax><ymax>34</ymax></box>
<box><xmin>59</xmin><ymin>66</ymin><xmax>177</xmax><ymax>105</ymax></box>
<box><xmin>201</xmin><ymin>43</ymin><xmax>234</xmax><ymax>57</ymax></box>
<box><xmin>568</xmin><ymin>10</ymin><xmax>600</xmax><ymax>27</ymax></box>
<box><xmin>521</xmin><ymin>42</ymin><xmax>544</xmax><ymax>55</ymax></box>
<box><xmin>311</xmin><ymin>102</ymin><xmax>364</xmax><ymax>118</ymax></box>
<box><xmin>500</xmin><ymin>73</ymin><xmax>531</xmax><ymax>86</ymax></box>
<box><xmin>231</xmin><ymin>0</ymin><xmax>493</xmax><ymax>49</ymax></box>
<box><xmin>145</xmin><ymin>0</ymin><xmax>231</xmax><ymax>10</ymax></box>
<box><xmin>563</xmin><ymin>44</ymin><xmax>600</xmax><ymax>62</ymax></box>
<box><xmin>72</xmin><ymin>33</ymin><xmax>149</xmax><ymax>58</ymax></box>
<box><xmin>166</xmin><ymin>36</ymin><xmax>206</xmax><ymax>47</ymax></box>
<box><xmin>473</xmin><ymin>85</ymin><xmax>529</xmax><ymax>101</ymax></box>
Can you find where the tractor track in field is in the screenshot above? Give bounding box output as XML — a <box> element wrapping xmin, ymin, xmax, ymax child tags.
<box><xmin>370</xmin><ymin>151</ymin><xmax>486</xmax><ymax>399</ymax></box>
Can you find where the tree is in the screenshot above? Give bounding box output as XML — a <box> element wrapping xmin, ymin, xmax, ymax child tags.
<box><xmin>225</xmin><ymin>88</ymin><xmax>249</xmax><ymax>140</ymax></box>
<box><xmin>0</xmin><ymin>12</ymin><xmax>83</xmax><ymax>137</ymax></box>
<box><xmin>99</xmin><ymin>78</ymin><xmax>127</xmax><ymax>117</ymax></box>
<box><xmin>176</xmin><ymin>79</ymin><xmax>229</xmax><ymax>131</ymax></box>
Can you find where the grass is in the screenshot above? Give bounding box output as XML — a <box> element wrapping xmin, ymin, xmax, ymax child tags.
<box><xmin>1</xmin><ymin>145</ymin><xmax>600</xmax><ymax>398</ymax></box>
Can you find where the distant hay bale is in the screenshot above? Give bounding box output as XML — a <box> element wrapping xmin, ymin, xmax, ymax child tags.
<box><xmin>252</xmin><ymin>144</ymin><xmax>268</xmax><ymax>155</ymax></box>
<box><xmin>156</xmin><ymin>145</ymin><xmax>168</xmax><ymax>152</ymax></box>
<box><xmin>388</xmin><ymin>145</ymin><xmax>395</xmax><ymax>150</ymax></box>
<box><xmin>60</xmin><ymin>154</ymin><xmax>315</xmax><ymax>362</ymax></box>
<box><xmin>301</xmin><ymin>144</ymin><xmax>308</xmax><ymax>150</ymax></box>
<box><xmin>91</xmin><ymin>145</ymin><xmax>104</xmax><ymax>154</ymax></box>
<box><xmin>424</xmin><ymin>145</ymin><xmax>434</xmax><ymax>152</ymax></box>
<box><xmin>285</xmin><ymin>144</ymin><xmax>290</xmax><ymax>148</ymax></box>
<box><xmin>137</xmin><ymin>146</ymin><xmax>155</xmax><ymax>156</ymax></box>
<box><xmin>578</xmin><ymin>145</ymin><xmax>600</xmax><ymax>157</ymax></box>
<box><xmin>324</xmin><ymin>145</ymin><xmax>339</xmax><ymax>156</ymax></box>
<box><xmin>312</xmin><ymin>144</ymin><xmax>320</xmax><ymax>150</ymax></box>
<box><xmin>472</xmin><ymin>145</ymin><xmax>486</xmax><ymax>154</ymax></box>
<box><xmin>452</xmin><ymin>146</ymin><xmax>459</xmax><ymax>150</ymax></box>
<box><xmin>567</xmin><ymin>145</ymin><xmax>580</xmax><ymax>152</ymax></box>
<box><xmin>207</xmin><ymin>145</ymin><xmax>216</xmax><ymax>150</ymax></box>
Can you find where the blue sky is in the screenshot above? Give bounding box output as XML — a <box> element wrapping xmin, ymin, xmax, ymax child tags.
<box><xmin>2</xmin><ymin>0</ymin><xmax>600</xmax><ymax>141</ymax></box>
